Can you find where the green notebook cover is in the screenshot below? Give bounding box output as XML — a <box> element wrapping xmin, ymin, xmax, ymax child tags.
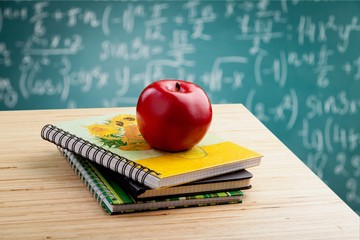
<box><xmin>61</xmin><ymin>148</ymin><xmax>244</xmax><ymax>214</ymax></box>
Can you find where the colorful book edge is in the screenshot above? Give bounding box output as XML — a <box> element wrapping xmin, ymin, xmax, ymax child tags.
<box><xmin>104</xmin><ymin>166</ymin><xmax>252</xmax><ymax>200</ymax></box>
<box><xmin>60</xmin><ymin>148</ymin><xmax>244</xmax><ymax>214</ymax></box>
<box><xmin>61</xmin><ymin>147</ymin><xmax>252</xmax><ymax>199</ymax></box>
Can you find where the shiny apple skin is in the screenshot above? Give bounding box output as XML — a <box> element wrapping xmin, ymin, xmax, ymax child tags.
<box><xmin>136</xmin><ymin>80</ymin><xmax>212</xmax><ymax>152</ymax></box>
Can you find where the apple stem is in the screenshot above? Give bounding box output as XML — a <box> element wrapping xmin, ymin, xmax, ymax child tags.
<box><xmin>175</xmin><ymin>82</ymin><xmax>180</xmax><ymax>91</ymax></box>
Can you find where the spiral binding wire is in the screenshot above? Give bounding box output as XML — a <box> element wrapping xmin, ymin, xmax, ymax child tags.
<box><xmin>61</xmin><ymin>148</ymin><xmax>118</xmax><ymax>207</ymax></box>
<box><xmin>41</xmin><ymin>124</ymin><xmax>159</xmax><ymax>186</ymax></box>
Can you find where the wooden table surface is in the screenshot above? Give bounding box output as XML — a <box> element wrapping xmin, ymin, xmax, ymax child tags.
<box><xmin>0</xmin><ymin>104</ymin><xmax>358</xmax><ymax>239</ymax></box>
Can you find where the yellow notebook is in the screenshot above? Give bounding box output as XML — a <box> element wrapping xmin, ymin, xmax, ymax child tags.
<box><xmin>41</xmin><ymin>110</ymin><xmax>262</xmax><ymax>189</ymax></box>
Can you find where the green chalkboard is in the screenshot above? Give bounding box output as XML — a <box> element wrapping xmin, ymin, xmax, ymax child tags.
<box><xmin>1</xmin><ymin>1</ymin><xmax>359</xmax><ymax>214</ymax></box>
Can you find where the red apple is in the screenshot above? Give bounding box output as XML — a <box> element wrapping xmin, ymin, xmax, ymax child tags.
<box><xmin>136</xmin><ymin>80</ymin><xmax>212</xmax><ymax>152</ymax></box>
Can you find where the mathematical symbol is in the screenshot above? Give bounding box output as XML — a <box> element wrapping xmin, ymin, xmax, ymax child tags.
<box><xmin>269</xmin><ymin>105</ymin><xmax>285</xmax><ymax>121</ymax></box>
<box><xmin>173</xmin><ymin>15</ymin><xmax>184</xmax><ymax>25</ymax></box>
<box><xmin>254</xmin><ymin>103</ymin><xmax>270</xmax><ymax>122</ymax></box>
<box><xmin>349</xmin><ymin>101</ymin><xmax>359</xmax><ymax>114</ymax></box>
<box><xmin>50</xmin><ymin>35</ymin><xmax>61</xmax><ymax>48</ymax></box>
<box><xmin>233</xmin><ymin>72</ymin><xmax>244</xmax><ymax>89</ymax></box>
<box><xmin>41</xmin><ymin>56</ymin><xmax>51</xmax><ymax>66</ymax></box>
<box><xmin>225</xmin><ymin>1</ymin><xmax>236</xmax><ymax>18</ymax></box>
<box><xmin>238</xmin><ymin>1</ymin><xmax>255</xmax><ymax>12</ymax></box>
<box><xmin>335</xmin><ymin>152</ymin><xmax>350</xmax><ymax>177</ymax></box>
<box><xmin>351</xmin><ymin>156</ymin><xmax>360</xmax><ymax>177</ymax></box>
<box><xmin>342</xmin><ymin>62</ymin><xmax>352</xmax><ymax>75</ymax></box>
<box><xmin>353</xmin><ymin>56</ymin><xmax>360</xmax><ymax>80</ymax></box>
<box><xmin>53</xmin><ymin>9</ymin><xmax>64</xmax><ymax>21</ymax></box>
<box><xmin>151</xmin><ymin>46</ymin><xmax>163</xmax><ymax>55</ymax></box>
<box><xmin>191</xmin><ymin>20</ymin><xmax>211</xmax><ymax>41</ymax></box>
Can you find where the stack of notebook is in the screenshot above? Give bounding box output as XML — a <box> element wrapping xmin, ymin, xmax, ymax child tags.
<box><xmin>41</xmin><ymin>111</ymin><xmax>262</xmax><ymax>214</ymax></box>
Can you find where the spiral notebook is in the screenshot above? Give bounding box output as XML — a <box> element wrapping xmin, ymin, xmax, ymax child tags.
<box><xmin>61</xmin><ymin>148</ymin><xmax>244</xmax><ymax>214</ymax></box>
<box><xmin>61</xmin><ymin>146</ymin><xmax>253</xmax><ymax>199</ymax></box>
<box><xmin>41</xmin><ymin>110</ymin><xmax>262</xmax><ymax>189</ymax></box>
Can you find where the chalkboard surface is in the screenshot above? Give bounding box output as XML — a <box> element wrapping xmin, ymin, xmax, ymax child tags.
<box><xmin>1</xmin><ymin>1</ymin><xmax>359</xmax><ymax>214</ymax></box>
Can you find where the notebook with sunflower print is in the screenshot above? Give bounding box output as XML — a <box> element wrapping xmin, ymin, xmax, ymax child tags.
<box><xmin>41</xmin><ymin>110</ymin><xmax>262</xmax><ymax>189</ymax></box>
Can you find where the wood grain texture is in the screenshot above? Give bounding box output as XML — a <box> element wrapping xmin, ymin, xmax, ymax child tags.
<box><xmin>0</xmin><ymin>104</ymin><xmax>358</xmax><ymax>239</ymax></box>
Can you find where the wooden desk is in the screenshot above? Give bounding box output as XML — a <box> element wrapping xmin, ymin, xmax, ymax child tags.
<box><xmin>0</xmin><ymin>104</ymin><xmax>358</xmax><ymax>239</ymax></box>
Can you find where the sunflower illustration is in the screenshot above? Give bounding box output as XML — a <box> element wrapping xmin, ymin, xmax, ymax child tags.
<box><xmin>86</xmin><ymin>124</ymin><xmax>119</xmax><ymax>138</ymax></box>
<box><xmin>109</xmin><ymin>114</ymin><xmax>137</xmax><ymax>127</ymax></box>
<box><xmin>85</xmin><ymin>114</ymin><xmax>151</xmax><ymax>151</ymax></box>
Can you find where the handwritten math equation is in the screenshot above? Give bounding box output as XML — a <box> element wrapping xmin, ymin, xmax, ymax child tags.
<box><xmin>1</xmin><ymin>1</ymin><xmax>359</xmax><ymax>213</ymax></box>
